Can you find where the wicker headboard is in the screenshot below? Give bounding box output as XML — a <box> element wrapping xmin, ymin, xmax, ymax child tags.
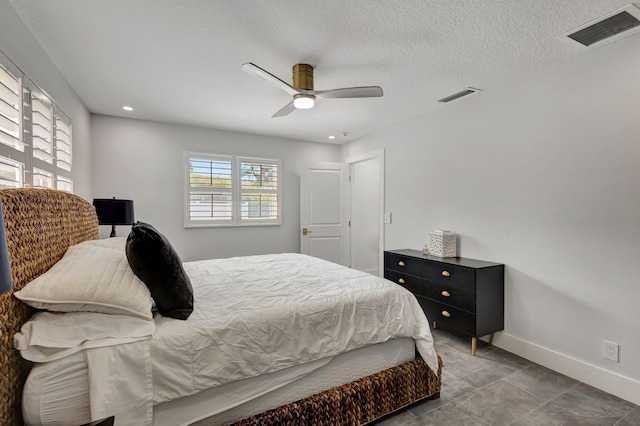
<box><xmin>0</xmin><ymin>188</ymin><xmax>98</xmax><ymax>426</ymax></box>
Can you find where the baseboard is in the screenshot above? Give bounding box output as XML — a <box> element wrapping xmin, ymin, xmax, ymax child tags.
<box><xmin>491</xmin><ymin>333</ymin><xmax>640</xmax><ymax>406</ymax></box>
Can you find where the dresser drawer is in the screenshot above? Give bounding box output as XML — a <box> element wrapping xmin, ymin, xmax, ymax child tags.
<box><xmin>417</xmin><ymin>297</ymin><xmax>476</xmax><ymax>335</ymax></box>
<box><xmin>421</xmin><ymin>281</ymin><xmax>475</xmax><ymax>313</ymax></box>
<box><xmin>422</xmin><ymin>262</ymin><xmax>475</xmax><ymax>291</ymax></box>
<box><xmin>384</xmin><ymin>269</ymin><xmax>424</xmax><ymax>296</ymax></box>
<box><xmin>384</xmin><ymin>252</ymin><xmax>422</xmax><ymax>276</ymax></box>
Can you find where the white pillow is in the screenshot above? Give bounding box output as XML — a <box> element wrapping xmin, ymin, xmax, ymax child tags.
<box><xmin>77</xmin><ymin>237</ymin><xmax>127</xmax><ymax>251</ymax></box>
<box><xmin>14</xmin><ymin>311</ymin><xmax>155</xmax><ymax>362</ymax></box>
<box><xmin>14</xmin><ymin>244</ymin><xmax>152</xmax><ymax>319</ymax></box>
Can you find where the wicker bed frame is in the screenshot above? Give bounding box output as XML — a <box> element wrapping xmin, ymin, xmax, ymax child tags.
<box><xmin>0</xmin><ymin>188</ymin><xmax>442</xmax><ymax>426</ymax></box>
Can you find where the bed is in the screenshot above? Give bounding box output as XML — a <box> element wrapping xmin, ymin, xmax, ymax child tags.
<box><xmin>0</xmin><ymin>188</ymin><xmax>442</xmax><ymax>426</ymax></box>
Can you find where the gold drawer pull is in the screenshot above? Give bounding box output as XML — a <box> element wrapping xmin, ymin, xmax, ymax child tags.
<box><xmin>441</xmin><ymin>310</ymin><xmax>451</xmax><ymax>318</ymax></box>
<box><xmin>441</xmin><ymin>290</ymin><xmax>450</xmax><ymax>297</ymax></box>
<box><xmin>441</xmin><ymin>270</ymin><xmax>450</xmax><ymax>277</ymax></box>
<box><xmin>398</xmin><ymin>278</ymin><xmax>405</xmax><ymax>284</ymax></box>
<box><xmin>398</xmin><ymin>261</ymin><xmax>405</xmax><ymax>267</ymax></box>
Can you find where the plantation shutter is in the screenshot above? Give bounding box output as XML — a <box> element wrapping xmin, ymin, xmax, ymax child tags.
<box><xmin>188</xmin><ymin>155</ymin><xmax>234</xmax><ymax>222</ymax></box>
<box><xmin>0</xmin><ymin>49</ymin><xmax>73</xmax><ymax>192</ymax></box>
<box><xmin>30</xmin><ymin>91</ymin><xmax>54</xmax><ymax>165</ymax></box>
<box><xmin>239</xmin><ymin>158</ymin><xmax>279</xmax><ymax>223</ymax></box>
<box><xmin>56</xmin><ymin>175</ymin><xmax>73</xmax><ymax>192</ymax></box>
<box><xmin>185</xmin><ymin>153</ymin><xmax>282</xmax><ymax>227</ymax></box>
<box><xmin>0</xmin><ymin>157</ymin><xmax>22</xmax><ymax>189</ymax></box>
<box><xmin>0</xmin><ymin>54</ymin><xmax>26</xmax><ymax>188</ymax></box>
<box><xmin>55</xmin><ymin>113</ymin><xmax>72</xmax><ymax>172</ymax></box>
<box><xmin>0</xmin><ymin>61</ymin><xmax>24</xmax><ymax>152</ymax></box>
<box><xmin>53</xmin><ymin>111</ymin><xmax>73</xmax><ymax>192</ymax></box>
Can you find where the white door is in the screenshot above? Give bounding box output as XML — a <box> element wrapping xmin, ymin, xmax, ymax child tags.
<box><xmin>349</xmin><ymin>151</ymin><xmax>384</xmax><ymax>276</ymax></box>
<box><xmin>300</xmin><ymin>163</ymin><xmax>351</xmax><ymax>266</ymax></box>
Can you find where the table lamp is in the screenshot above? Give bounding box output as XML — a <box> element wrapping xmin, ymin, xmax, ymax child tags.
<box><xmin>93</xmin><ymin>197</ymin><xmax>135</xmax><ymax>237</ymax></box>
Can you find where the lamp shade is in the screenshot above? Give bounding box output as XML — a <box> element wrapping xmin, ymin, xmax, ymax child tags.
<box><xmin>93</xmin><ymin>198</ymin><xmax>135</xmax><ymax>225</ymax></box>
<box><xmin>0</xmin><ymin>199</ymin><xmax>13</xmax><ymax>295</ymax></box>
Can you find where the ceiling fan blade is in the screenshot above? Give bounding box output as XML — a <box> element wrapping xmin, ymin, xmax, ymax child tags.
<box><xmin>314</xmin><ymin>86</ymin><xmax>383</xmax><ymax>99</ymax></box>
<box><xmin>272</xmin><ymin>101</ymin><xmax>296</xmax><ymax>118</ymax></box>
<box><xmin>241</xmin><ymin>63</ymin><xmax>300</xmax><ymax>96</ymax></box>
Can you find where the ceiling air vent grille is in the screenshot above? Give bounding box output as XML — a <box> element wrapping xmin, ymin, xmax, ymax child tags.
<box><xmin>561</xmin><ymin>5</ymin><xmax>640</xmax><ymax>48</ymax></box>
<box><xmin>568</xmin><ymin>11</ymin><xmax>639</xmax><ymax>46</ymax></box>
<box><xmin>438</xmin><ymin>87</ymin><xmax>481</xmax><ymax>103</ymax></box>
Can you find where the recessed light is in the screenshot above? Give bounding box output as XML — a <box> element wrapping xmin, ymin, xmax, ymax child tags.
<box><xmin>328</xmin><ymin>136</ymin><xmax>336</xmax><ymax>140</ymax></box>
<box><xmin>122</xmin><ymin>106</ymin><xmax>134</xmax><ymax>111</ymax></box>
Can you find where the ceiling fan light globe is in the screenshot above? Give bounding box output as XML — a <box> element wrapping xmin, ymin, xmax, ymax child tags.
<box><xmin>293</xmin><ymin>94</ymin><xmax>315</xmax><ymax>109</ymax></box>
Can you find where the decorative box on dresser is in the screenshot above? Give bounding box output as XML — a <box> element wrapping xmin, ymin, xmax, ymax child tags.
<box><xmin>384</xmin><ymin>249</ymin><xmax>504</xmax><ymax>355</ymax></box>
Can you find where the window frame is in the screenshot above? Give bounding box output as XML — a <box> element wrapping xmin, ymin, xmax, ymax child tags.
<box><xmin>184</xmin><ymin>152</ymin><xmax>282</xmax><ymax>228</ymax></box>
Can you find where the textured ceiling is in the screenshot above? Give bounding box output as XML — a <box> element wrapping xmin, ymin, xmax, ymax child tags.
<box><xmin>7</xmin><ymin>0</ymin><xmax>635</xmax><ymax>144</ymax></box>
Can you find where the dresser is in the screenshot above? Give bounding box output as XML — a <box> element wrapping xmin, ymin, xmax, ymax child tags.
<box><xmin>384</xmin><ymin>249</ymin><xmax>504</xmax><ymax>355</ymax></box>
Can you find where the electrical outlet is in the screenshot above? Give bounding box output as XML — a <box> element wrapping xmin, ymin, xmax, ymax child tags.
<box><xmin>602</xmin><ymin>340</ymin><xmax>619</xmax><ymax>362</ymax></box>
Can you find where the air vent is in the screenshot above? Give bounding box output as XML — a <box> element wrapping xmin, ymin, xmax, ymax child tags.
<box><xmin>438</xmin><ymin>87</ymin><xmax>481</xmax><ymax>103</ymax></box>
<box><xmin>561</xmin><ymin>5</ymin><xmax>640</xmax><ymax>48</ymax></box>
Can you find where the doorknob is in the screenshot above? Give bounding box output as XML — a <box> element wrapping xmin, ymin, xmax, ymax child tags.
<box><xmin>302</xmin><ymin>228</ymin><xmax>312</xmax><ymax>235</ymax></box>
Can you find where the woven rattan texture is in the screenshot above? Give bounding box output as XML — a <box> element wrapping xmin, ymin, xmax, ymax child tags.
<box><xmin>230</xmin><ymin>355</ymin><xmax>442</xmax><ymax>426</ymax></box>
<box><xmin>0</xmin><ymin>188</ymin><xmax>98</xmax><ymax>426</ymax></box>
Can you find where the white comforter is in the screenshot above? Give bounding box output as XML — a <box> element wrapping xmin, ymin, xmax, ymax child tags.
<box><xmin>152</xmin><ymin>253</ymin><xmax>439</xmax><ymax>404</ymax></box>
<box><xmin>18</xmin><ymin>253</ymin><xmax>438</xmax><ymax>425</ymax></box>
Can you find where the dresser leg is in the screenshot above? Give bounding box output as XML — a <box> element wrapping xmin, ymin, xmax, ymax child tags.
<box><xmin>471</xmin><ymin>337</ymin><xmax>477</xmax><ymax>356</ymax></box>
<box><xmin>489</xmin><ymin>333</ymin><xmax>495</xmax><ymax>345</ymax></box>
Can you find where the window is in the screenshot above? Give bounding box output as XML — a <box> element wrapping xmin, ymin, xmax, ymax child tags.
<box><xmin>185</xmin><ymin>152</ymin><xmax>281</xmax><ymax>227</ymax></box>
<box><xmin>0</xmin><ymin>49</ymin><xmax>73</xmax><ymax>192</ymax></box>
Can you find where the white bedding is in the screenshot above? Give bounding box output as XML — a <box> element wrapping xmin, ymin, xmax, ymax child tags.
<box><xmin>20</xmin><ymin>253</ymin><xmax>438</xmax><ymax>425</ymax></box>
<box><xmin>153</xmin><ymin>253</ymin><xmax>438</xmax><ymax>404</ymax></box>
<box><xmin>23</xmin><ymin>338</ymin><xmax>416</xmax><ymax>426</ymax></box>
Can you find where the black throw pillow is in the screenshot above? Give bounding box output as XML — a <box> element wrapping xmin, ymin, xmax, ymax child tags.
<box><xmin>125</xmin><ymin>221</ymin><xmax>194</xmax><ymax>320</ymax></box>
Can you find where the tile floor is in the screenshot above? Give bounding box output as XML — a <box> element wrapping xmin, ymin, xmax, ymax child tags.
<box><xmin>374</xmin><ymin>329</ymin><xmax>639</xmax><ymax>426</ymax></box>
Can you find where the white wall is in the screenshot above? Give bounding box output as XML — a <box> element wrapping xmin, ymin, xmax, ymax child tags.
<box><xmin>341</xmin><ymin>35</ymin><xmax>640</xmax><ymax>403</ymax></box>
<box><xmin>0</xmin><ymin>1</ymin><xmax>92</xmax><ymax>199</ymax></box>
<box><xmin>91</xmin><ymin>114</ymin><xmax>340</xmax><ymax>261</ymax></box>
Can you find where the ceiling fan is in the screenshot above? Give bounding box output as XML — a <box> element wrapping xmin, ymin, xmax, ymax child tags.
<box><xmin>241</xmin><ymin>62</ymin><xmax>383</xmax><ymax>118</ymax></box>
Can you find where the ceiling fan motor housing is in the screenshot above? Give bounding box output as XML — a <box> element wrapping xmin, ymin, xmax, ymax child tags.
<box><xmin>293</xmin><ymin>64</ymin><xmax>314</xmax><ymax>90</ymax></box>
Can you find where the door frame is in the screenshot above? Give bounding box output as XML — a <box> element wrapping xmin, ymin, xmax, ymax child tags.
<box><xmin>346</xmin><ymin>149</ymin><xmax>385</xmax><ymax>276</ymax></box>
